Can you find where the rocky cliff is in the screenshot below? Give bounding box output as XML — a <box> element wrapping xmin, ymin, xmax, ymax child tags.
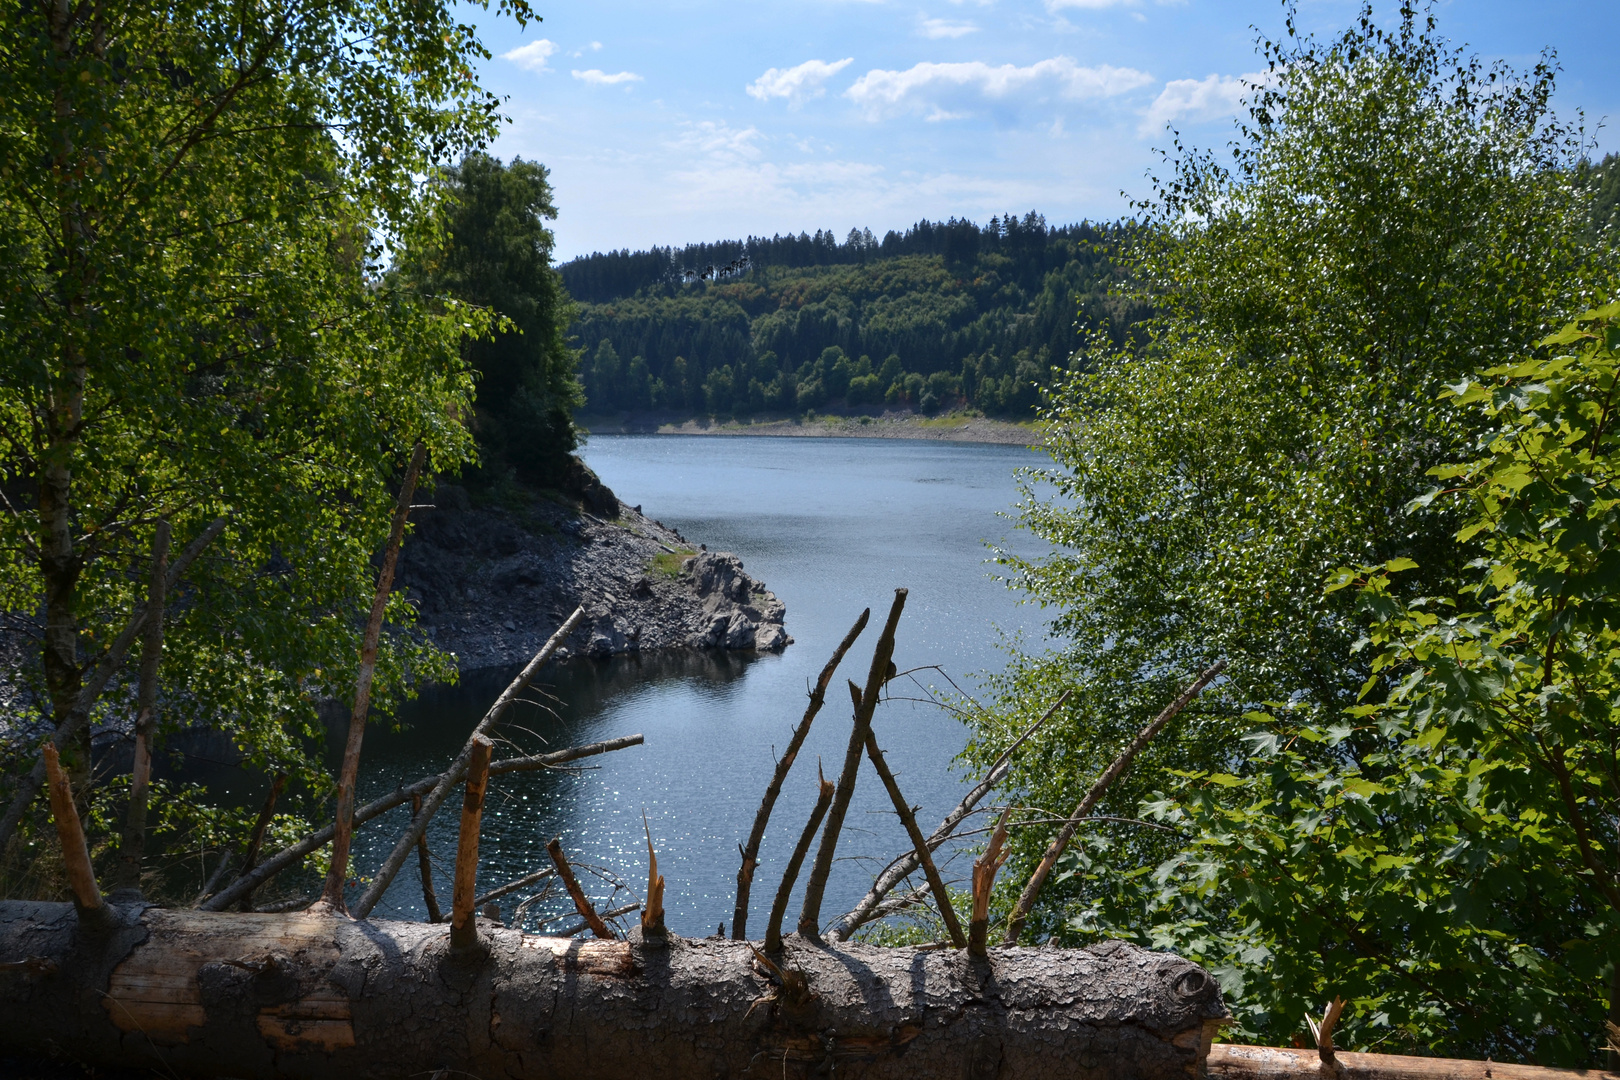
<box><xmin>396</xmin><ymin>475</ymin><xmax>791</xmax><ymax>670</ymax></box>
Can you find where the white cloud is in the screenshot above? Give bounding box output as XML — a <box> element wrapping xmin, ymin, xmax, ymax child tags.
<box><xmin>590</xmin><ymin>41</ymin><xmax>603</xmax><ymax>50</ymax></box>
<box><xmin>846</xmin><ymin>57</ymin><xmax>1153</xmax><ymax>119</ymax></box>
<box><xmin>1139</xmin><ymin>71</ymin><xmax>1264</xmax><ymax>134</ymax></box>
<box><xmin>920</xmin><ymin>17</ymin><xmax>978</xmax><ymax>38</ymax></box>
<box><xmin>669</xmin><ymin>121</ymin><xmax>765</xmax><ymax>163</ymax></box>
<box><xmin>746</xmin><ymin>58</ymin><xmax>855</xmax><ymax>106</ymax></box>
<box><xmin>573</xmin><ymin>69</ymin><xmax>644</xmax><ymax>86</ymax></box>
<box><xmin>502</xmin><ymin>39</ymin><xmax>559</xmax><ymax>72</ymax></box>
<box><xmin>1046</xmin><ymin>0</ymin><xmax>1136</xmax><ymax>8</ymax></box>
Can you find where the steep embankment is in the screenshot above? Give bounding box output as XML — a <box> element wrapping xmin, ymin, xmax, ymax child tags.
<box><xmin>396</xmin><ymin>473</ymin><xmax>790</xmax><ymax>669</ymax></box>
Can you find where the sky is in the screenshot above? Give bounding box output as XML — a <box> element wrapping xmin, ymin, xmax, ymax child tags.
<box><xmin>461</xmin><ymin>0</ymin><xmax>1620</xmax><ymax>262</ymax></box>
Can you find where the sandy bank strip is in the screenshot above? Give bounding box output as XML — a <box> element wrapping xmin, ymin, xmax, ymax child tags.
<box><xmin>582</xmin><ymin>413</ymin><xmax>1043</xmax><ymax>446</ymax></box>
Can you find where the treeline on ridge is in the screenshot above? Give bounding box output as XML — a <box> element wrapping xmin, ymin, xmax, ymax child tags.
<box><xmin>558</xmin><ymin>214</ymin><xmax>1146</xmax><ymax>419</ymax></box>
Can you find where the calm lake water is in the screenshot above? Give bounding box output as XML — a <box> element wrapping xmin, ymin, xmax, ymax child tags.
<box><xmin>345</xmin><ymin>435</ymin><xmax>1048</xmax><ymax>936</ymax></box>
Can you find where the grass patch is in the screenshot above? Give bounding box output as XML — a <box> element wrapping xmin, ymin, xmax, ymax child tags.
<box><xmin>650</xmin><ymin>547</ymin><xmax>696</xmax><ymax>579</ymax></box>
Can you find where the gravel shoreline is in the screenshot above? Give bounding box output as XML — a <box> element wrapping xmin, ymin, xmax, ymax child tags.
<box><xmin>580</xmin><ymin>411</ymin><xmax>1040</xmax><ymax>446</ymax></box>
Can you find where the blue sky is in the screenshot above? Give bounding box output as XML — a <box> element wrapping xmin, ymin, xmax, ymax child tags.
<box><xmin>463</xmin><ymin>1</ymin><xmax>1620</xmax><ymax>261</ymax></box>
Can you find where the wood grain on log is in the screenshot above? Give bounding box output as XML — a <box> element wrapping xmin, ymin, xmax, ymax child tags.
<box><xmin>1207</xmin><ymin>1045</ymin><xmax>1619</xmax><ymax>1080</ymax></box>
<box><xmin>0</xmin><ymin>901</ymin><xmax>1228</xmax><ymax>1080</ymax></box>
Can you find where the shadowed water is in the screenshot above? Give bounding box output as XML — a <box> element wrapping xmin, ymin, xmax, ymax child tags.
<box><xmin>344</xmin><ymin>434</ymin><xmax>1048</xmax><ymax>938</ymax></box>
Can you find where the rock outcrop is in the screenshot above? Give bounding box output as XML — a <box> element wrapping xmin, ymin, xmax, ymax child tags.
<box><xmin>396</xmin><ymin>474</ymin><xmax>791</xmax><ymax>669</ymax></box>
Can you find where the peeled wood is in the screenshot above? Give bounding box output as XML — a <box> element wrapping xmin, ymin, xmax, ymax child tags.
<box><xmin>42</xmin><ymin>745</ymin><xmax>101</xmax><ymax>917</ymax></box>
<box><xmin>0</xmin><ymin>901</ymin><xmax>1229</xmax><ymax>1080</ymax></box>
<box><xmin>1206</xmin><ymin>1045</ymin><xmax>1618</xmax><ymax>1080</ymax></box>
<box><xmin>449</xmin><ymin>735</ymin><xmax>493</xmax><ymax>950</ymax></box>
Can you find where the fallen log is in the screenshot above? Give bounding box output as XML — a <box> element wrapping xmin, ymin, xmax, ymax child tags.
<box><xmin>0</xmin><ymin>901</ymin><xmax>1228</xmax><ymax>1080</ymax></box>
<box><xmin>1207</xmin><ymin>1044</ymin><xmax>1618</xmax><ymax>1080</ymax></box>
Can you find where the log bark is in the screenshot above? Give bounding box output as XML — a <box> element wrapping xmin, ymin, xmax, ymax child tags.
<box><xmin>1206</xmin><ymin>1045</ymin><xmax>1617</xmax><ymax>1080</ymax></box>
<box><xmin>0</xmin><ymin>901</ymin><xmax>1229</xmax><ymax>1080</ymax></box>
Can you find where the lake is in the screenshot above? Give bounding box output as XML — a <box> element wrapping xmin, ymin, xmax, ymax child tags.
<box><xmin>346</xmin><ymin>434</ymin><xmax>1048</xmax><ymax>937</ymax></box>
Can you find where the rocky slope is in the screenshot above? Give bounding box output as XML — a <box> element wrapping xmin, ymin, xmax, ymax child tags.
<box><xmin>396</xmin><ymin>474</ymin><xmax>791</xmax><ymax>670</ymax></box>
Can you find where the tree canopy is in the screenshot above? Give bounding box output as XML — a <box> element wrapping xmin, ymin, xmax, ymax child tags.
<box><xmin>0</xmin><ymin>0</ymin><xmax>522</xmax><ymax>871</ymax></box>
<box><xmin>403</xmin><ymin>154</ymin><xmax>583</xmax><ymax>487</ymax></box>
<box><xmin>964</xmin><ymin>3</ymin><xmax>1616</xmax><ymax>1062</ymax></box>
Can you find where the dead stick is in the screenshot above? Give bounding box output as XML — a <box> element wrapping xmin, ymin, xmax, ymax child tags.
<box><xmin>0</xmin><ymin>517</ymin><xmax>227</xmax><ymax>855</ymax></box>
<box><xmin>322</xmin><ymin>442</ymin><xmax>427</xmax><ymax>912</ymax></box>
<box><xmin>235</xmin><ymin>772</ymin><xmax>286</xmax><ymax>911</ymax></box>
<box><xmin>475</xmin><ymin>868</ymin><xmax>551</xmax><ymax>908</ymax></box>
<box><xmin>798</xmin><ymin>588</ymin><xmax>907</xmax><ymax>940</ymax></box>
<box><xmin>829</xmin><ymin>689</ymin><xmax>1070</xmax><ymax>942</ymax></box>
<box><xmin>732</xmin><ymin>608</ymin><xmax>870</xmax><ymax>940</ymax></box>
<box><xmin>201</xmin><ymin>727</ymin><xmax>637</xmax><ymax>912</ymax></box>
<box><xmin>119</xmin><ymin>520</ymin><xmax>169</xmax><ymax>892</ymax></box>
<box><xmin>42</xmin><ymin>744</ymin><xmax>102</xmax><ymax>918</ymax></box>
<box><xmin>860</xmin><ymin>717</ymin><xmax>966</xmax><ymax>948</ymax></box>
<box><xmin>969</xmin><ymin>806</ymin><xmax>1012</xmax><ymax>957</ymax></box>
<box><xmin>413</xmin><ymin>793</ymin><xmax>444</xmax><ymax>923</ymax></box>
<box><xmin>547</xmin><ymin>837</ymin><xmax>611</xmax><ymax>940</ymax></box>
<box><xmin>449</xmin><ymin>735</ymin><xmax>493</xmax><ymax>949</ymax></box>
<box><xmin>352</xmin><ymin>605</ymin><xmax>587</xmax><ymax>919</ymax></box>
<box><xmin>642</xmin><ymin>812</ymin><xmax>665</xmax><ymax>935</ymax></box>
<box><xmin>766</xmin><ymin>765</ymin><xmax>834</xmax><ymax>953</ymax></box>
<box><xmin>1002</xmin><ymin>660</ymin><xmax>1226</xmax><ymax>944</ymax></box>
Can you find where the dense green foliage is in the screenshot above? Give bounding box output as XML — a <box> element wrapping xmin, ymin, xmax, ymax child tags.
<box><xmin>0</xmin><ymin>0</ymin><xmax>517</xmax><ymax>882</ymax></box>
<box><xmin>404</xmin><ymin>154</ymin><xmax>583</xmax><ymax>486</ymax></box>
<box><xmin>1140</xmin><ymin>305</ymin><xmax>1620</xmax><ymax>1063</ymax></box>
<box><xmin>564</xmin><ymin>217</ymin><xmax>1144</xmax><ymax>418</ymax></box>
<box><xmin>966</xmin><ymin>4</ymin><xmax>1616</xmax><ymax>1063</ymax></box>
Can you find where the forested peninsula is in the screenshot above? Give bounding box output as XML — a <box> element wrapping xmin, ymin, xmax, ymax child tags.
<box><xmin>559</xmin><ymin>215</ymin><xmax>1144</xmax><ymax>424</ymax></box>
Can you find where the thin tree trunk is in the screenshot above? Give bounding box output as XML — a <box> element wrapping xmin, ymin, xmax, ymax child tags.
<box><xmin>828</xmin><ymin>689</ymin><xmax>1069</xmax><ymax>942</ymax></box>
<box><xmin>0</xmin><ymin>518</ymin><xmax>228</xmax><ymax>855</ymax></box>
<box><xmin>321</xmin><ymin>442</ymin><xmax>426</xmax><ymax>912</ymax></box>
<box><xmin>118</xmin><ymin>521</ymin><xmax>170</xmax><ymax>892</ymax></box>
<box><xmin>732</xmin><ymin>608</ymin><xmax>869</xmax><ymax>940</ymax></box>
<box><xmin>412</xmin><ymin>794</ymin><xmax>444</xmax><ymax>923</ymax></box>
<box><xmin>1003</xmin><ymin>661</ymin><xmax>1225</xmax><ymax>944</ymax></box>
<box><xmin>351</xmin><ymin>605</ymin><xmax>587</xmax><ymax>919</ymax></box>
<box><xmin>766</xmin><ymin>768</ymin><xmax>834</xmax><ymax>953</ymax></box>
<box><xmin>798</xmin><ymin>588</ymin><xmax>907</xmax><ymax>940</ymax></box>
<box><xmin>199</xmin><ymin>729</ymin><xmax>639</xmax><ymax>912</ymax></box>
<box><xmin>236</xmin><ymin>772</ymin><xmax>286</xmax><ymax>912</ymax></box>
<box><xmin>860</xmin><ymin>723</ymin><xmax>964</xmax><ymax>948</ymax></box>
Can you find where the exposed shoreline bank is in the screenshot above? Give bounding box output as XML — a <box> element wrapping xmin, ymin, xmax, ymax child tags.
<box><xmin>579</xmin><ymin>411</ymin><xmax>1041</xmax><ymax>447</ymax></box>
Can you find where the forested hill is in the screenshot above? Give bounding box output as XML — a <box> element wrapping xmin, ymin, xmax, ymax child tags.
<box><xmin>558</xmin><ymin>214</ymin><xmax>1145</xmax><ymax>418</ymax></box>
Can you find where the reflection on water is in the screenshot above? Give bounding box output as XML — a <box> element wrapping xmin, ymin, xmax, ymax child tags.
<box><xmin>329</xmin><ymin>435</ymin><xmax>1046</xmax><ymax>936</ymax></box>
